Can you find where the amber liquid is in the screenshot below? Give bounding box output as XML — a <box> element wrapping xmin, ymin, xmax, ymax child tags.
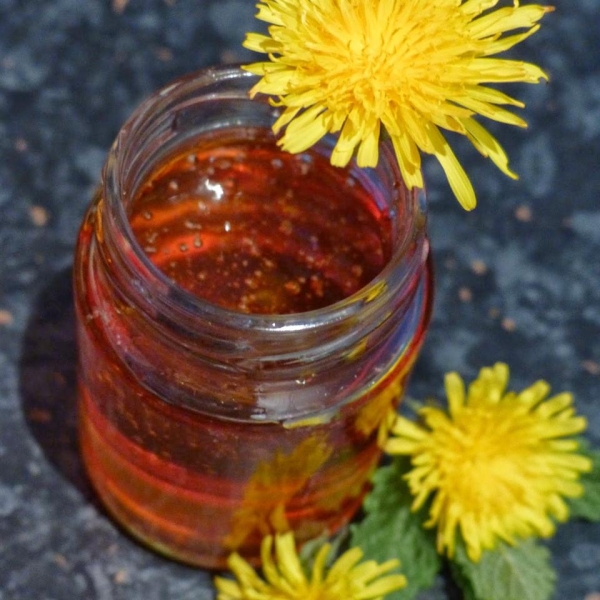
<box><xmin>75</xmin><ymin>130</ymin><xmax>428</xmax><ymax>568</ymax></box>
<box><xmin>129</xmin><ymin>130</ymin><xmax>391</xmax><ymax>313</ymax></box>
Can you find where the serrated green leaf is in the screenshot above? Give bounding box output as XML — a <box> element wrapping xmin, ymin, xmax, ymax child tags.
<box><xmin>452</xmin><ymin>537</ymin><xmax>556</xmax><ymax>600</ymax></box>
<box><xmin>350</xmin><ymin>458</ymin><xmax>441</xmax><ymax>600</ymax></box>
<box><xmin>449</xmin><ymin>561</ymin><xmax>477</xmax><ymax>600</ymax></box>
<box><xmin>567</xmin><ymin>445</ymin><xmax>600</xmax><ymax>522</ymax></box>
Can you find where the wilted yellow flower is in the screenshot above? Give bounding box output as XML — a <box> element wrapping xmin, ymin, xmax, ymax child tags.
<box><xmin>354</xmin><ymin>376</ymin><xmax>403</xmax><ymax>447</ymax></box>
<box><xmin>384</xmin><ymin>363</ymin><xmax>592</xmax><ymax>562</ymax></box>
<box><xmin>244</xmin><ymin>0</ymin><xmax>552</xmax><ymax>210</ymax></box>
<box><xmin>225</xmin><ymin>436</ymin><xmax>332</xmax><ymax>550</ymax></box>
<box><xmin>215</xmin><ymin>532</ymin><xmax>406</xmax><ymax>600</ymax></box>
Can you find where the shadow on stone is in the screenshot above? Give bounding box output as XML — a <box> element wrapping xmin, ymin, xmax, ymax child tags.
<box><xmin>19</xmin><ymin>266</ymin><xmax>97</xmax><ymax>503</ymax></box>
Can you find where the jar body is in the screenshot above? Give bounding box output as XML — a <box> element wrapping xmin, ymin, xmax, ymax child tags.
<box><xmin>74</xmin><ymin>67</ymin><xmax>433</xmax><ymax>569</ymax></box>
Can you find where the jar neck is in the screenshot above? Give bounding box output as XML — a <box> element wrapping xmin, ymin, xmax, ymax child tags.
<box><xmin>97</xmin><ymin>66</ymin><xmax>430</xmax><ymax>370</ymax></box>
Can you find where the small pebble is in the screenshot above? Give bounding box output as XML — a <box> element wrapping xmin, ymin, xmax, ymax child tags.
<box><xmin>112</xmin><ymin>0</ymin><xmax>128</xmax><ymax>13</ymax></box>
<box><xmin>53</xmin><ymin>554</ymin><xmax>69</xmax><ymax>570</ymax></box>
<box><xmin>515</xmin><ymin>205</ymin><xmax>533</xmax><ymax>222</ymax></box>
<box><xmin>154</xmin><ymin>47</ymin><xmax>173</xmax><ymax>62</ymax></box>
<box><xmin>220</xmin><ymin>49</ymin><xmax>240</xmax><ymax>64</ymax></box>
<box><xmin>0</xmin><ymin>309</ymin><xmax>14</xmax><ymax>326</ymax></box>
<box><xmin>444</xmin><ymin>257</ymin><xmax>457</xmax><ymax>270</ymax></box>
<box><xmin>582</xmin><ymin>360</ymin><xmax>600</xmax><ymax>376</ymax></box>
<box><xmin>114</xmin><ymin>569</ymin><xmax>129</xmax><ymax>584</ymax></box>
<box><xmin>458</xmin><ymin>287</ymin><xmax>473</xmax><ymax>302</ymax></box>
<box><xmin>14</xmin><ymin>137</ymin><xmax>28</xmax><ymax>152</ymax></box>
<box><xmin>470</xmin><ymin>259</ymin><xmax>488</xmax><ymax>275</ymax></box>
<box><xmin>29</xmin><ymin>205</ymin><xmax>49</xmax><ymax>227</ymax></box>
<box><xmin>501</xmin><ymin>317</ymin><xmax>517</xmax><ymax>332</ymax></box>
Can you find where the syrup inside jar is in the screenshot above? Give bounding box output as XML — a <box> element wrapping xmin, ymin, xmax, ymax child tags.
<box><xmin>129</xmin><ymin>128</ymin><xmax>393</xmax><ymax>314</ymax></box>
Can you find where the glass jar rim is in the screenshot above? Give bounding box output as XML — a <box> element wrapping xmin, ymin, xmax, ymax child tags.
<box><xmin>102</xmin><ymin>64</ymin><xmax>429</xmax><ymax>338</ymax></box>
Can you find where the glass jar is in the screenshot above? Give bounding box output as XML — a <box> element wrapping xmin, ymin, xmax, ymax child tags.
<box><xmin>73</xmin><ymin>65</ymin><xmax>433</xmax><ymax>569</ymax></box>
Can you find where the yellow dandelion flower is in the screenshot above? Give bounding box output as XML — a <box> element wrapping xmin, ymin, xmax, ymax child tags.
<box><xmin>384</xmin><ymin>362</ymin><xmax>592</xmax><ymax>562</ymax></box>
<box><xmin>243</xmin><ymin>0</ymin><xmax>552</xmax><ymax>210</ymax></box>
<box><xmin>215</xmin><ymin>532</ymin><xmax>407</xmax><ymax>600</ymax></box>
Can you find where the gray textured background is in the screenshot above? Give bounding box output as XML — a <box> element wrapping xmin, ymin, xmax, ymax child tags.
<box><xmin>0</xmin><ymin>1</ymin><xmax>599</xmax><ymax>598</ymax></box>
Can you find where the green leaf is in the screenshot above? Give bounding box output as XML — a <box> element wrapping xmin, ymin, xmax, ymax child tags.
<box><xmin>451</xmin><ymin>537</ymin><xmax>557</xmax><ymax>600</ymax></box>
<box><xmin>350</xmin><ymin>458</ymin><xmax>441</xmax><ymax>600</ymax></box>
<box><xmin>449</xmin><ymin>561</ymin><xmax>477</xmax><ymax>600</ymax></box>
<box><xmin>299</xmin><ymin>527</ymin><xmax>348</xmax><ymax>572</ymax></box>
<box><xmin>567</xmin><ymin>444</ymin><xmax>600</xmax><ymax>522</ymax></box>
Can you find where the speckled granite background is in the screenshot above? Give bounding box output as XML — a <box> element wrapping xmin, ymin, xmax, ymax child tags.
<box><xmin>0</xmin><ymin>1</ymin><xmax>599</xmax><ymax>598</ymax></box>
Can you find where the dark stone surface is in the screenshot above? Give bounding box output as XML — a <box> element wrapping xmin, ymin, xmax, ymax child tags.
<box><xmin>0</xmin><ymin>1</ymin><xmax>598</xmax><ymax>598</ymax></box>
